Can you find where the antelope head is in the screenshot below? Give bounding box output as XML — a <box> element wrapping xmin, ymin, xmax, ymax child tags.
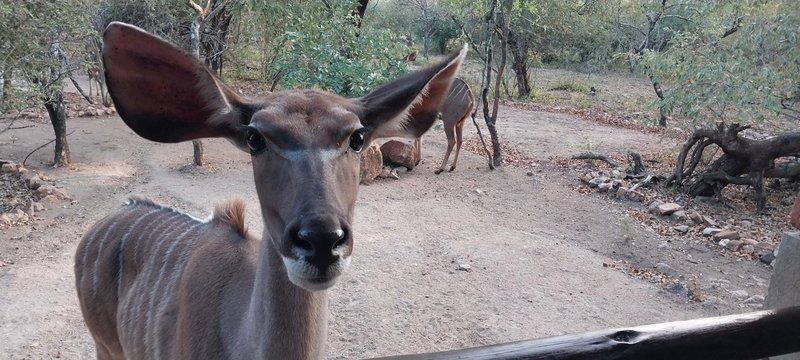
<box><xmin>102</xmin><ymin>22</ymin><xmax>465</xmax><ymax>291</ymax></box>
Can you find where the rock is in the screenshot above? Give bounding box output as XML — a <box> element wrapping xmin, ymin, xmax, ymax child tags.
<box><xmin>1</xmin><ymin>163</ymin><xmax>16</xmax><ymax>173</ymax></box>
<box><xmin>580</xmin><ymin>173</ymin><xmax>593</xmax><ymax>184</ymax></box>
<box><xmin>655</xmin><ymin>262</ymin><xmax>674</xmax><ymax>274</ymax></box>
<box><xmin>657</xmin><ymin>242</ymin><xmax>671</xmax><ymax>250</ymax></box>
<box><xmin>32</xmin><ymin>202</ymin><xmax>45</xmax><ymax>212</ymax></box>
<box><xmin>713</xmin><ymin>230</ymin><xmax>740</xmax><ymax>241</ymax></box>
<box><xmin>759</xmin><ymin>252</ymin><xmax>776</xmax><ymax>265</ymax></box>
<box><xmin>615</xmin><ymin>187</ymin><xmax>628</xmax><ymax>199</ymax></box>
<box><xmin>670</xmin><ymin>210</ymin><xmax>688</xmax><ymax>222</ymax></box>
<box><xmin>743</xmin><ymin>295</ymin><xmax>765</xmax><ymax>304</ymax></box>
<box><xmin>611</xmin><ymin>179</ymin><xmax>623</xmax><ymax>189</ymax></box>
<box><xmin>588</xmin><ymin>176</ymin><xmax>609</xmax><ymax>188</ymax></box>
<box><xmin>14</xmin><ymin>209</ymin><xmax>29</xmax><ymax>222</ymax></box>
<box><xmin>673</xmin><ymin>225</ymin><xmax>690</xmax><ymax>233</ymax></box>
<box><xmin>702</xmin><ymin>227</ymin><xmax>722</xmax><ymax>237</ymax></box>
<box><xmin>380</xmin><ymin>140</ymin><xmax>419</xmax><ymax>171</ymax></box>
<box><xmin>28</xmin><ymin>176</ymin><xmax>45</xmax><ymax>190</ymax></box>
<box><xmin>20</xmin><ymin>200</ymin><xmax>34</xmax><ymax>215</ymax></box>
<box><xmin>39</xmin><ymin>194</ymin><xmax>61</xmax><ymax>205</ymax></box>
<box><xmin>648</xmin><ymin>200</ymin><xmax>664</xmax><ymax>213</ymax></box>
<box><xmin>597</xmin><ymin>182</ymin><xmax>612</xmax><ymax>192</ymax></box>
<box><xmin>34</xmin><ymin>185</ymin><xmax>69</xmax><ymax>201</ymax></box>
<box><xmin>739</xmin><ymin>220</ymin><xmax>753</xmax><ymax>228</ymax></box>
<box><xmin>474</xmin><ymin>188</ymin><xmax>484</xmax><ymax>195</ymax></box>
<box><xmin>723</xmin><ymin>240</ymin><xmax>743</xmax><ymax>251</ymax></box>
<box><xmin>743</xmin><ymin>238</ymin><xmax>759</xmax><ymax>246</ymax></box>
<box><xmin>358</xmin><ymin>143</ymin><xmax>383</xmax><ymax>185</ymax></box>
<box><xmin>729</xmin><ymin>290</ymin><xmax>749</xmax><ymax>299</ymax></box>
<box><xmin>611</xmin><ymin>169</ymin><xmax>622</xmax><ymax>178</ymax></box>
<box><xmin>718</xmin><ymin>239</ymin><xmax>730</xmax><ymax>248</ymax></box>
<box><xmin>655</xmin><ymin>202</ymin><xmax>682</xmax><ymax>216</ymax></box>
<box><xmin>781</xmin><ymin>196</ymin><xmax>795</xmax><ymax>206</ymax></box>
<box><xmin>626</xmin><ymin>190</ymin><xmax>645</xmax><ymax>202</ymax></box>
<box><xmin>456</xmin><ymin>263</ymin><xmax>472</xmax><ymax>272</ymax></box>
<box><xmin>665</xmin><ymin>283</ymin><xmax>689</xmax><ymax>302</ymax></box>
<box><xmin>740</xmin><ymin>244</ymin><xmax>755</xmax><ymax>255</ymax></box>
<box><xmin>702</xmin><ymin>216</ymin><xmax>717</xmax><ymax>227</ymax></box>
<box><xmin>791</xmin><ymin>196</ymin><xmax>800</xmax><ymax>229</ymax></box>
<box><xmin>0</xmin><ymin>213</ymin><xmax>12</xmax><ymax>225</ymax></box>
<box><xmin>388</xmin><ymin>169</ymin><xmax>400</xmax><ymax>180</ymax></box>
<box><xmin>687</xmin><ymin>210</ymin><xmax>704</xmax><ymax>224</ymax></box>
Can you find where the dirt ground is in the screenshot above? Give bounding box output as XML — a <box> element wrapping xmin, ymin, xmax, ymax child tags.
<box><xmin>0</xmin><ymin>97</ymin><xmax>774</xmax><ymax>358</ymax></box>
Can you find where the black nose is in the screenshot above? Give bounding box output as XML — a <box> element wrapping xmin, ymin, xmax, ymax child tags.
<box><xmin>291</xmin><ymin>218</ymin><xmax>349</xmax><ymax>257</ymax></box>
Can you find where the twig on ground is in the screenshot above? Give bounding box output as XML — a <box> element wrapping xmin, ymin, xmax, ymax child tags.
<box><xmin>571</xmin><ymin>152</ymin><xmax>620</xmax><ymax>167</ymax></box>
<box><xmin>22</xmin><ymin>130</ymin><xmax>76</xmax><ymax>166</ymax></box>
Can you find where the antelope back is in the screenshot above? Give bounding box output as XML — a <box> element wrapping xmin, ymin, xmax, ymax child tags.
<box><xmin>75</xmin><ymin>199</ymin><xmax>252</xmax><ymax>359</ymax></box>
<box><xmin>441</xmin><ymin>78</ymin><xmax>474</xmax><ymax>125</ymax></box>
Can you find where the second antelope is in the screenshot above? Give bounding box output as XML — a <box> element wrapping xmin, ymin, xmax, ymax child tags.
<box><xmin>423</xmin><ymin>78</ymin><xmax>474</xmax><ymax>174</ymax></box>
<box><xmin>75</xmin><ymin>22</ymin><xmax>465</xmax><ymax>359</ymax></box>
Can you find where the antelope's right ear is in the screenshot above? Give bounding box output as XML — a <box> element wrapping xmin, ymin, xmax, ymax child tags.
<box><xmin>103</xmin><ymin>22</ymin><xmax>253</xmax><ymax>148</ymax></box>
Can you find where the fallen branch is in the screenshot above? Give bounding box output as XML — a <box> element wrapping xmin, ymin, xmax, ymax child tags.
<box><xmin>571</xmin><ymin>152</ymin><xmax>620</xmax><ymax>167</ymax></box>
<box><xmin>23</xmin><ymin>129</ymin><xmax>76</xmax><ymax>166</ymax></box>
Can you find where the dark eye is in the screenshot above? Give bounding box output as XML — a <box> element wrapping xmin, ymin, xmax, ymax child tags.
<box><xmin>349</xmin><ymin>129</ymin><xmax>365</xmax><ymax>152</ymax></box>
<box><xmin>246</xmin><ymin>128</ymin><xmax>266</xmax><ymax>154</ymax></box>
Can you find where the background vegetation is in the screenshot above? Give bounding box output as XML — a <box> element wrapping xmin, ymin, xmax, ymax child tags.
<box><xmin>0</xmin><ymin>0</ymin><xmax>797</xmax><ymax>171</ymax></box>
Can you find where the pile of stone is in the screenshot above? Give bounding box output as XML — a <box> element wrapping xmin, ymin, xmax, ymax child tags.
<box><xmin>645</xmin><ymin>199</ymin><xmax>776</xmax><ymax>265</ymax></box>
<box><xmin>579</xmin><ymin>171</ymin><xmax>646</xmax><ymax>202</ymax></box>
<box><xmin>578</xmin><ymin>170</ymin><xmax>778</xmax><ymax>265</ymax></box>
<box><xmin>0</xmin><ymin>159</ymin><xmax>70</xmax><ymax>226</ymax></box>
<box><xmin>71</xmin><ymin>105</ymin><xmax>116</xmax><ymax>117</ymax></box>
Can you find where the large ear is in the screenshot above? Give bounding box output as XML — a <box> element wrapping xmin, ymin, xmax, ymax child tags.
<box><xmin>356</xmin><ymin>45</ymin><xmax>467</xmax><ymax>140</ymax></box>
<box><xmin>103</xmin><ymin>22</ymin><xmax>252</xmax><ymax>147</ymax></box>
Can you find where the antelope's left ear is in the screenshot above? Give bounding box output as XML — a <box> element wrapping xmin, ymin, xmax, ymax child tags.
<box><xmin>356</xmin><ymin>45</ymin><xmax>467</xmax><ymax>141</ymax></box>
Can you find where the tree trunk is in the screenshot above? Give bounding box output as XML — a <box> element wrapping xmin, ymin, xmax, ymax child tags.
<box><xmin>479</xmin><ymin>0</ymin><xmax>498</xmax><ymax>169</ymax></box>
<box><xmin>487</xmin><ymin>0</ymin><xmax>512</xmax><ymax>168</ymax></box>
<box><xmin>507</xmin><ymin>30</ymin><xmax>530</xmax><ymax>98</ymax></box>
<box><xmin>650</xmin><ymin>75</ymin><xmax>667</xmax><ymax>127</ymax></box>
<box><xmin>670</xmin><ymin>123</ymin><xmax>800</xmax><ymax>211</ymax></box>
<box><xmin>423</xmin><ymin>31</ymin><xmax>431</xmax><ymax>59</ymax></box>
<box><xmin>1</xmin><ymin>68</ymin><xmax>11</xmax><ymax>100</ymax></box>
<box><xmin>201</xmin><ymin>1</ymin><xmax>233</xmax><ymax>76</ymax></box>
<box><xmin>44</xmin><ymin>92</ymin><xmax>70</xmax><ymax>167</ymax></box>
<box><xmin>189</xmin><ymin>3</ymin><xmax>206</xmax><ymax>166</ymax></box>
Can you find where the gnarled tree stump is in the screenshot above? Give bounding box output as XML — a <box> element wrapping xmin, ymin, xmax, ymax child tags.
<box><xmin>667</xmin><ymin>123</ymin><xmax>800</xmax><ymax>211</ymax></box>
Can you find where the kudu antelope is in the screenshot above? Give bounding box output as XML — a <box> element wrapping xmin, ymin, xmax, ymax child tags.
<box><xmin>75</xmin><ymin>22</ymin><xmax>465</xmax><ymax>360</ymax></box>
<box><xmin>426</xmin><ymin>78</ymin><xmax>474</xmax><ymax>174</ymax></box>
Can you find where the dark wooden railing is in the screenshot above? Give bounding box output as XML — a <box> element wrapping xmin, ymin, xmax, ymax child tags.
<box><xmin>372</xmin><ymin>306</ymin><xmax>800</xmax><ymax>360</ymax></box>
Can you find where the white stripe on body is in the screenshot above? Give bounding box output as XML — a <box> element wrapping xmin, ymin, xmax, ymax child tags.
<box><xmin>142</xmin><ymin>222</ymin><xmax>202</xmax><ymax>357</ymax></box>
<box><xmin>116</xmin><ymin>211</ymin><xmax>180</xmax><ymax>294</ymax></box>
<box><xmin>122</xmin><ymin>215</ymin><xmax>198</xmax><ymax>354</ymax></box>
<box><xmin>152</xmin><ymin>225</ymin><xmax>206</xmax><ymax>359</ymax></box>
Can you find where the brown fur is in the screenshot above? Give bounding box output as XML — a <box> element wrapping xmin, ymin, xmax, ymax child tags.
<box><xmin>77</xmin><ymin>22</ymin><xmax>466</xmax><ymax>360</ymax></box>
<box><xmin>213</xmin><ymin>199</ymin><xmax>247</xmax><ymax>237</ymax></box>
<box><xmin>423</xmin><ymin>78</ymin><xmax>475</xmax><ymax>174</ymax></box>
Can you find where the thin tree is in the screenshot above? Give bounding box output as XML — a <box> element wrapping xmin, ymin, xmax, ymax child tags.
<box><xmin>186</xmin><ymin>0</ymin><xmax>215</xmax><ymax>166</ymax></box>
<box><xmin>478</xmin><ymin>0</ymin><xmax>512</xmax><ymax>168</ymax></box>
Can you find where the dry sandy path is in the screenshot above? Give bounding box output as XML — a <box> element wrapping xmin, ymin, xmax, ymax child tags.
<box><xmin>0</xmin><ymin>105</ymin><xmax>768</xmax><ymax>359</ymax></box>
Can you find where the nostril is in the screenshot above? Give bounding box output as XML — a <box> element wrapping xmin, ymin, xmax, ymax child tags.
<box><xmin>332</xmin><ymin>228</ymin><xmax>348</xmax><ymax>251</ymax></box>
<box><xmin>294</xmin><ymin>230</ymin><xmax>314</xmax><ymax>252</ymax></box>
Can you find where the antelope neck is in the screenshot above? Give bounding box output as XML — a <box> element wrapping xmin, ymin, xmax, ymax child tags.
<box><xmin>233</xmin><ymin>230</ymin><xmax>329</xmax><ymax>359</ymax></box>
